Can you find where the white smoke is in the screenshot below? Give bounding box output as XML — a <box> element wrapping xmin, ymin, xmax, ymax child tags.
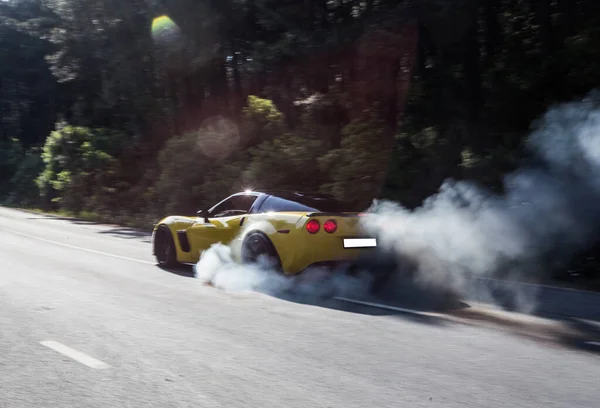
<box><xmin>359</xmin><ymin>91</ymin><xmax>600</xmax><ymax>311</ymax></box>
<box><xmin>193</xmin><ymin>243</ymin><xmax>293</xmax><ymax>293</ymax></box>
<box><xmin>194</xmin><ymin>243</ymin><xmax>372</xmax><ymax>301</ymax></box>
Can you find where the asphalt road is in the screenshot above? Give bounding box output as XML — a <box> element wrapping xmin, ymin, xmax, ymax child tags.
<box><xmin>0</xmin><ymin>207</ymin><xmax>599</xmax><ymax>408</ymax></box>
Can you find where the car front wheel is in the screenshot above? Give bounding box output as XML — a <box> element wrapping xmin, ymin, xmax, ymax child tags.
<box><xmin>154</xmin><ymin>226</ymin><xmax>178</xmax><ymax>268</ymax></box>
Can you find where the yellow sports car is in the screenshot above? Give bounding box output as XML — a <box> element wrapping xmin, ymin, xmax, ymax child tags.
<box><xmin>151</xmin><ymin>190</ymin><xmax>379</xmax><ymax>274</ymax></box>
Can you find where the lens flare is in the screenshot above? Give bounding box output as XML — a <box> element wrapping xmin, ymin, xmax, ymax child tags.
<box><xmin>152</xmin><ymin>15</ymin><xmax>175</xmax><ymax>33</ymax></box>
<box><xmin>196</xmin><ymin>116</ymin><xmax>240</xmax><ymax>160</ymax></box>
<box><xmin>151</xmin><ymin>15</ymin><xmax>181</xmax><ymax>44</ymax></box>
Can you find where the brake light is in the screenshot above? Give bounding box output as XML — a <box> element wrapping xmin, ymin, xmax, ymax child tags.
<box><xmin>306</xmin><ymin>219</ymin><xmax>320</xmax><ymax>234</ymax></box>
<box><xmin>323</xmin><ymin>219</ymin><xmax>337</xmax><ymax>233</ymax></box>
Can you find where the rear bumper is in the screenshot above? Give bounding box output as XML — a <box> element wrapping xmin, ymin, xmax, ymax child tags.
<box><xmin>303</xmin><ymin>260</ymin><xmax>355</xmax><ymax>271</ymax></box>
<box><xmin>283</xmin><ymin>245</ymin><xmax>378</xmax><ymax>275</ymax></box>
<box><xmin>301</xmin><ymin>247</ymin><xmax>395</xmax><ymax>271</ymax></box>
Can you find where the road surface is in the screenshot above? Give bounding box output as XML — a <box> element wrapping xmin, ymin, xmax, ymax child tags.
<box><xmin>0</xmin><ymin>207</ymin><xmax>598</xmax><ymax>408</ymax></box>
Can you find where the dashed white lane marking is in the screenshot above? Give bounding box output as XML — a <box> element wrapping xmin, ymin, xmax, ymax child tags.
<box><xmin>585</xmin><ymin>341</ymin><xmax>600</xmax><ymax>347</ymax></box>
<box><xmin>3</xmin><ymin>228</ymin><xmax>155</xmax><ymax>265</ymax></box>
<box><xmin>333</xmin><ymin>297</ymin><xmax>441</xmax><ymax>317</ymax></box>
<box><xmin>40</xmin><ymin>341</ymin><xmax>110</xmax><ymax>369</ymax></box>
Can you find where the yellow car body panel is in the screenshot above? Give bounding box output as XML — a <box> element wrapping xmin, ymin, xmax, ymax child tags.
<box><xmin>151</xmin><ymin>216</ymin><xmax>199</xmax><ymax>263</ymax></box>
<box><xmin>186</xmin><ymin>215</ymin><xmax>244</xmax><ymax>257</ymax></box>
<box><xmin>152</xmin><ymin>192</ymin><xmax>378</xmax><ymax>274</ymax></box>
<box><xmin>245</xmin><ymin>212</ymin><xmax>372</xmax><ymax>274</ymax></box>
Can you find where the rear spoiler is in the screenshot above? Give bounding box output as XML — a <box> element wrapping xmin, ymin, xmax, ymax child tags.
<box><xmin>306</xmin><ymin>212</ymin><xmax>368</xmax><ymax>217</ymax></box>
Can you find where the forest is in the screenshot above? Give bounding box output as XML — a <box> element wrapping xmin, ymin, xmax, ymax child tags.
<box><xmin>2</xmin><ymin>0</ymin><xmax>600</xmax><ymax>285</ymax></box>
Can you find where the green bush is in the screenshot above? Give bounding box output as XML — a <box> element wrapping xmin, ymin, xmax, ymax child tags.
<box><xmin>241</xmin><ymin>95</ymin><xmax>286</xmax><ymax>146</ymax></box>
<box><xmin>152</xmin><ymin>128</ymin><xmax>231</xmax><ymax>215</ymax></box>
<box><xmin>36</xmin><ymin>123</ymin><xmax>128</xmax><ymax>212</ymax></box>
<box><xmin>319</xmin><ymin>117</ymin><xmax>390</xmax><ymax>209</ymax></box>
<box><xmin>243</xmin><ymin>133</ymin><xmax>327</xmax><ymax>192</ymax></box>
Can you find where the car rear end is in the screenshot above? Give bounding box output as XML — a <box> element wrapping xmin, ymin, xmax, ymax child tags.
<box><xmin>281</xmin><ymin>212</ymin><xmax>378</xmax><ymax>274</ymax></box>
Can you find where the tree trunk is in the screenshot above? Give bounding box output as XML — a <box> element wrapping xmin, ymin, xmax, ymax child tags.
<box><xmin>484</xmin><ymin>0</ymin><xmax>501</xmax><ymax>62</ymax></box>
<box><xmin>208</xmin><ymin>58</ymin><xmax>229</xmax><ymax>118</ymax></box>
<box><xmin>386</xmin><ymin>58</ymin><xmax>400</xmax><ymax>136</ymax></box>
<box><xmin>538</xmin><ymin>0</ymin><xmax>552</xmax><ymax>58</ymax></box>
<box><xmin>465</xmin><ymin>1</ymin><xmax>482</xmax><ymax>124</ymax></box>
<box><xmin>232</xmin><ymin>52</ymin><xmax>243</xmax><ymax>117</ymax></box>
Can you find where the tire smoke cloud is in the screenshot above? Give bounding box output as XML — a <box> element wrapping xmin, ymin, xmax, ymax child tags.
<box><xmin>194</xmin><ymin>243</ymin><xmax>373</xmax><ymax>302</ymax></box>
<box><xmin>360</xmin><ymin>91</ymin><xmax>600</xmax><ymax>312</ymax></box>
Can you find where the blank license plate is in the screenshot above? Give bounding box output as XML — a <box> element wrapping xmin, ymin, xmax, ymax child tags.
<box><xmin>343</xmin><ymin>238</ymin><xmax>377</xmax><ymax>249</ymax></box>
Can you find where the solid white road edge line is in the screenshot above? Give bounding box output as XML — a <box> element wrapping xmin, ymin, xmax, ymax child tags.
<box><xmin>333</xmin><ymin>297</ymin><xmax>442</xmax><ymax>317</ymax></box>
<box><xmin>40</xmin><ymin>341</ymin><xmax>110</xmax><ymax>369</ymax></box>
<box><xmin>3</xmin><ymin>228</ymin><xmax>155</xmax><ymax>265</ymax></box>
<box><xmin>473</xmin><ymin>275</ymin><xmax>600</xmax><ymax>295</ymax></box>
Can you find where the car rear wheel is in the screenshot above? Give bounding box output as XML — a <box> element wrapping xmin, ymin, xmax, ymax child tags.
<box><xmin>241</xmin><ymin>232</ymin><xmax>282</xmax><ymax>271</ymax></box>
<box><xmin>154</xmin><ymin>226</ymin><xmax>178</xmax><ymax>268</ymax></box>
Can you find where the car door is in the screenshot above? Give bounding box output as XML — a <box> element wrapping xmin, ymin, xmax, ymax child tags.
<box><xmin>186</xmin><ymin>194</ymin><xmax>259</xmax><ymax>259</ymax></box>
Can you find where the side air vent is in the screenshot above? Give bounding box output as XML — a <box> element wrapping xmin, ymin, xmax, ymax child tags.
<box><xmin>176</xmin><ymin>230</ymin><xmax>191</xmax><ymax>252</ymax></box>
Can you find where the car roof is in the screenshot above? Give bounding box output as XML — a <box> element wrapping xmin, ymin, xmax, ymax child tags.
<box><xmin>211</xmin><ymin>190</ymin><xmax>357</xmax><ymax>213</ymax></box>
<box><xmin>240</xmin><ymin>190</ymin><xmax>340</xmax><ymax>203</ymax></box>
<box><xmin>244</xmin><ymin>189</ymin><xmax>331</xmax><ymax>199</ymax></box>
<box><xmin>254</xmin><ymin>190</ymin><xmax>352</xmax><ymax>212</ymax></box>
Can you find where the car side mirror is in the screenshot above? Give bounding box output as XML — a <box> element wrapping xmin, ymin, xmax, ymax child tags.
<box><xmin>197</xmin><ymin>209</ymin><xmax>209</xmax><ymax>223</ymax></box>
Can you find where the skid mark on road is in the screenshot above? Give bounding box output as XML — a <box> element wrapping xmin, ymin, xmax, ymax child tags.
<box><xmin>2</xmin><ymin>228</ymin><xmax>155</xmax><ymax>265</ymax></box>
<box><xmin>40</xmin><ymin>341</ymin><xmax>110</xmax><ymax>369</ymax></box>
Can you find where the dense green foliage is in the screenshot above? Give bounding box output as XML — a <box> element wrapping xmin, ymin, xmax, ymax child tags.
<box><xmin>36</xmin><ymin>123</ymin><xmax>128</xmax><ymax>213</ymax></box>
<box><xmin>1</xmin><ymin>0</ymin><xmax>600</xmax><ymax>285</ymax></box>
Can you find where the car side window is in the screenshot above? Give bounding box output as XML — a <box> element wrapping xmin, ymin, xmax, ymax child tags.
<box><xmin>210</xmin><ymin>195</ymin><xmax>258</xmax><ymax>218</ymax></box>
<box><xmin>258</xmin><ymin>196</ymin><xmax>282</xmax><ymax>212</ymax></box>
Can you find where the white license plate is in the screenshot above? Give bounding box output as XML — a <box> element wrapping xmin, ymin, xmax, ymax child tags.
<box><xmin>343</xmin><ymin>238</ymin><xmax>377</xmax><ymax>249</ymax></box>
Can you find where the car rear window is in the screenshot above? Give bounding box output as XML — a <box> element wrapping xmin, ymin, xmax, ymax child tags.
<box><xmin>258</xmin><ymin>194</ymin><xmax>349</xmax><ymax>213</ymax></box>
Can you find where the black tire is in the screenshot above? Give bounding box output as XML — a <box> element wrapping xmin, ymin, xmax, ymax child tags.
<box><xmin>154</xmin><ymin>226</ymin><xmax>178</xmax><ymax>268</ymax></box>
<box><xmin>241</xmin><ymin>232</ymin><xmax>283</xmax><ymax>271</ymax></box>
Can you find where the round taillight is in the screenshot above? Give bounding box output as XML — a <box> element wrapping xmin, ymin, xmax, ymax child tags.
<box><xmin>323</xmin><ymin>219</ymin><xmax>337</xmax><ymax>233</ymax></box>
<box><xmin>306</xmin><ymin>219</ymin><xmax>320</xmax><ymax>234</ymax></box>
